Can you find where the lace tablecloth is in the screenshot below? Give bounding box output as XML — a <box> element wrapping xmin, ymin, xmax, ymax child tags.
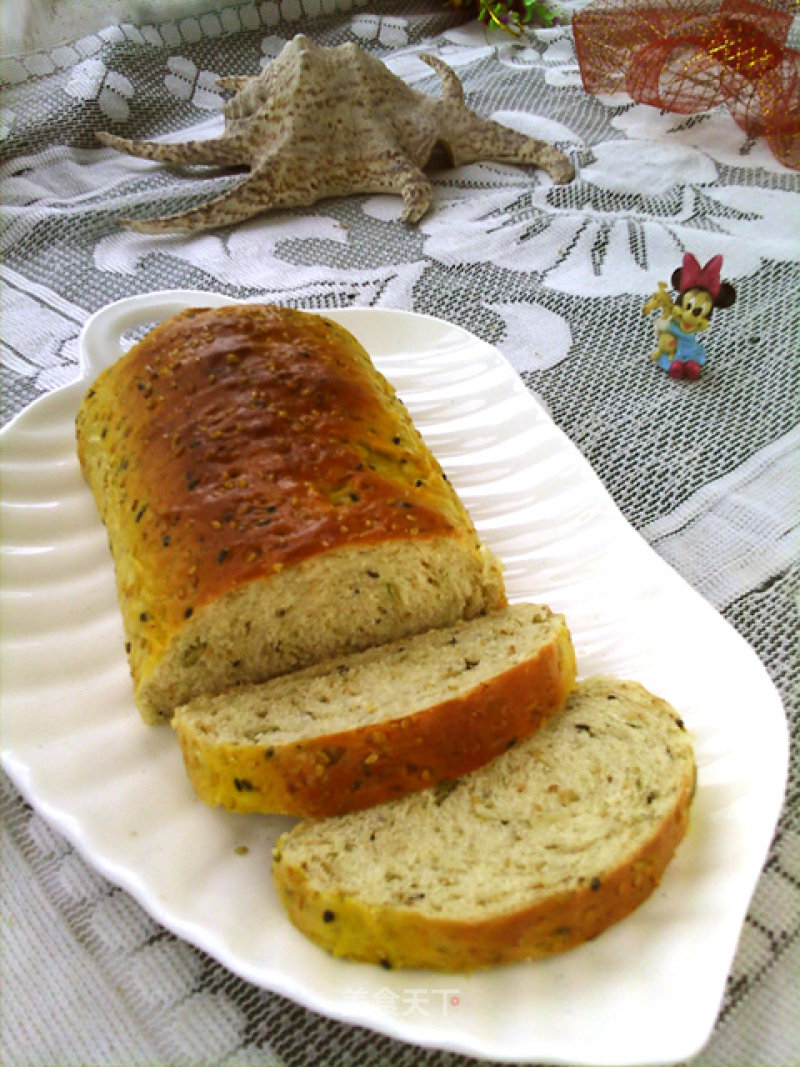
<box><xmin>2</xmin><ymin>1</ymin><xmax>798</xmax><ymax>1064</ymax></box>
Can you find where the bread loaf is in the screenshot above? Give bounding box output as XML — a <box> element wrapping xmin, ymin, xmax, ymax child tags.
<box><xmin>172</xmin><ymin>602</ymin><xmax>576</xmax><ymax>816</ymax></box>
<box><xmin>76</xmin><ymin>305</ymin><xmax>505</xmax><ymax>724</ymax></box>
<box><xmin>272</xmin><ymin>676</ymin><xmax>695</xmax><ymax>970</ymax></box>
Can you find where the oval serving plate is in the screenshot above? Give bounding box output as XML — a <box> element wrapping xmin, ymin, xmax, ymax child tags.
<box><xmin>0</xmin><ymin>292</ymin><xmax>789</xmax><ymax>1066</ymax></box>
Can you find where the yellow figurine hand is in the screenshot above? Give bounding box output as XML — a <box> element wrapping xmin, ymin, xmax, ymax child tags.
<box><xmin>643</xmin><ymin>281</ymin><xmax>672</xmax><ymax>317</ymax></box>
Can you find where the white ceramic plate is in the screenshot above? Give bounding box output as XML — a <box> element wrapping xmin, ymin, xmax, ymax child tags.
<box><xmin>1</xmin><ymin>292</ymin><xmax>788</xmax><ymax>1066</ymax></box>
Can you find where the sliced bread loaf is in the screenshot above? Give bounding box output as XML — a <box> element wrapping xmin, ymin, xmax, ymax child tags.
<box><xmin>172</xmin><ymin>602</ymin><xmax>576</xmax><ymax>817</ymax></box>
<box><xmin>272</xmin><ymin>676</ymin><xmax>695</xmax><ymax>970</ymax></box>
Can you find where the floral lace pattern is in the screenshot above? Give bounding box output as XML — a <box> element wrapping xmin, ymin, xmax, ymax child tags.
<box><xmin>1</xmin><ymin>1</ymin><xmax>798</xmax><ymax>1065</ymax></box>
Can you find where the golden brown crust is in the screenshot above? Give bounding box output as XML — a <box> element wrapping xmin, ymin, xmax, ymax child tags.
<box><xmin>174</xmin><ymin>622</ymin><xmax>576</xmax><ymax>817</ymax></box>
<box><xmin>272</xmin><ymin>774</ymin><xmax>694</xmax><ymax>971</ymax></box>
<box><xmin>76</xmin><ymin>304</ymin><xmax>500</xmax><ymax>714</ymax></box>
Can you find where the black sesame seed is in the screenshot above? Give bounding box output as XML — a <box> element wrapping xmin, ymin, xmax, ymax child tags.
<box><xmin>322</xmin><ymin>910</ymin><xmax>336</xmax><ymax>923</ymax></box>
<box><xmin>162</xmin><ymin>534</ymin><xmax>171</xmax><ymax>547</ymax></box>
<box><xmin>218</xmin><ymin>549</ymin><xmax>229</xmax><ymax>563</ymax></box>
<box><xmin>184</xmin><ymin>607</ymin><xmax>194</xmax><ymax>619</ymax></box>
<box><xmin>590</xmin><ymin>877</ymin><xmax>601</xmax><ymax>891</ymax></box>
<box><xmin>379</xmin><ymin>958</ymin><xmax>392</xmax><ymax>970</ymax></box>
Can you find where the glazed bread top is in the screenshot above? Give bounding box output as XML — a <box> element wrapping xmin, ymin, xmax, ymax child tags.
<box><xmin>76</xmin><ymin>305</ymin><xmax>497</xmax><ymax>698</ymax></box>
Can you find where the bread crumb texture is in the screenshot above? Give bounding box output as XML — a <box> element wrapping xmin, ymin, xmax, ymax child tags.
<box><xmin>271</xmin><ymin>676</ymin><xmax>695</xmax><ymax>970</ymax></box>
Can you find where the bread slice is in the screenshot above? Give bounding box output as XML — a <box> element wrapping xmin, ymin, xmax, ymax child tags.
<box><xmin>272</xmin><ymin>676</ymin><xmax>695</xmax><ymax>970</ymax></box>
<box><xmin>76</xmin><ymin>304</ymin><xmax>505</xmax><ymax>724</ymax></box>
<box><xmin>172</xmin><ymin>602</ymin><xmax>576</xmax><ymax>817</ymax></box>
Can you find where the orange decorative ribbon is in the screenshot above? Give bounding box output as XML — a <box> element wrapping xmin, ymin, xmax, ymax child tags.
<box><xmin>572</xmin><ymin>0</ymin><xmax>800</xmax><ymax>169</ymax></box>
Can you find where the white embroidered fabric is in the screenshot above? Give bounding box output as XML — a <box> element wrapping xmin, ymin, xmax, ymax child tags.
<box><xmin>1</xmin><ymin>1</ymin><xmax>798</xmax><ymax>1064</ymax></box>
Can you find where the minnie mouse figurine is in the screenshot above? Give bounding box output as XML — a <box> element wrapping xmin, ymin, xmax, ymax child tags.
<box><xmin>643</xmin><ymin>253</ymin><xmax>736</xmax><ymax>380</ymax></box>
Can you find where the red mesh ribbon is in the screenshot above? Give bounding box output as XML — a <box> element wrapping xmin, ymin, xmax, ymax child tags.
<box><xmin>573</xmin><ymin>0</ymin><xmax>800</xmax><ymax>169</ymax></box>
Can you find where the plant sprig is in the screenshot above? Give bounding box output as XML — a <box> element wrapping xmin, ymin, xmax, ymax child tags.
<box><xmin>447</xmin><ymin>0</ymin><xmax>564</xmax><ymax>34</ymax></box>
